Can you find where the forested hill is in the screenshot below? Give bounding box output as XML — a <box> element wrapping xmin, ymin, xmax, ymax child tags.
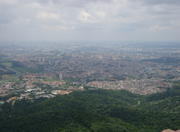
<box><xmin>0</xmin><ymin>87</ymin><xmax>180</xmax><ymax>132</ymax></box>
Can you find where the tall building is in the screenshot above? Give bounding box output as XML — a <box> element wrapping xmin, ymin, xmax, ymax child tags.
<box><xmin>59</xmin><ymin>73</ymin><xmax>63</xmax><ymax>80</ymax></box>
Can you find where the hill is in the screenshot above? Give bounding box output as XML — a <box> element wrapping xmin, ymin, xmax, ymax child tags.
<box><xmin>0</xmin><ymin>87</ymin><xmax>179</xmax><ymax>132</ymax></box>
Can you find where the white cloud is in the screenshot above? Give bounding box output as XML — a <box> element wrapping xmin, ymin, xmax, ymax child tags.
<box><xmin>37</xmin><ymin>12</ymin><xmax>60</xmax><ymax>20</ymax></box>
<box><xmin>78</xmin><ymin>10</ymin><xmax>95</xmax><ymax>23</ymax></box>
<box><xmin>28</xmin><ymin>2</ymin><xmax>44</xmax><ymax>9</ymax></box>
<box><xmin>149</xmin><ymin>25</ymin><xmax>171</xmax><ymax>32</ymax></box>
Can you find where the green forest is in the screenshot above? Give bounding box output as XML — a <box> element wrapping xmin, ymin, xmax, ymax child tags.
<box><xmin>0</xmin><ymin>86</ymin><xmax>180</xmax><ymax>132</ymax></box>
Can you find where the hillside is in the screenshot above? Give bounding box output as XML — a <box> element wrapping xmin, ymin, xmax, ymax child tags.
<box><xmin>0</xmin><ymin>87</ymin><xmax>179</xmax><ymax>132</ymax></box>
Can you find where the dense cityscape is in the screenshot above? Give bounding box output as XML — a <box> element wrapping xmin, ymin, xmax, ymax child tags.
<box><xmin>0</xmin><ymin>42</ymin><xmax>179</xmax><ymax>104</ymax></box>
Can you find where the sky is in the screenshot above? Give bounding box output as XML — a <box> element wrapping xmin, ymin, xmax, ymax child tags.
<box><xmin>0</xmin><ymin>0</ymin><xmax>180</xmax><ymax>42</ymax></box>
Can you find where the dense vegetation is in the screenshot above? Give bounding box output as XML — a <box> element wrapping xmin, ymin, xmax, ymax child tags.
<box><xmin>0</xmin><ymin>87</ymin><xmax>179</xmax><ymax>132</ymax></box>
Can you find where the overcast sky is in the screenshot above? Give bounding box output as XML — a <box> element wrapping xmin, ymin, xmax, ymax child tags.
<box><xmin>0</xmin><ymin>0</ymin><xmax>180</xmax><ymax>42</ymax></box>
